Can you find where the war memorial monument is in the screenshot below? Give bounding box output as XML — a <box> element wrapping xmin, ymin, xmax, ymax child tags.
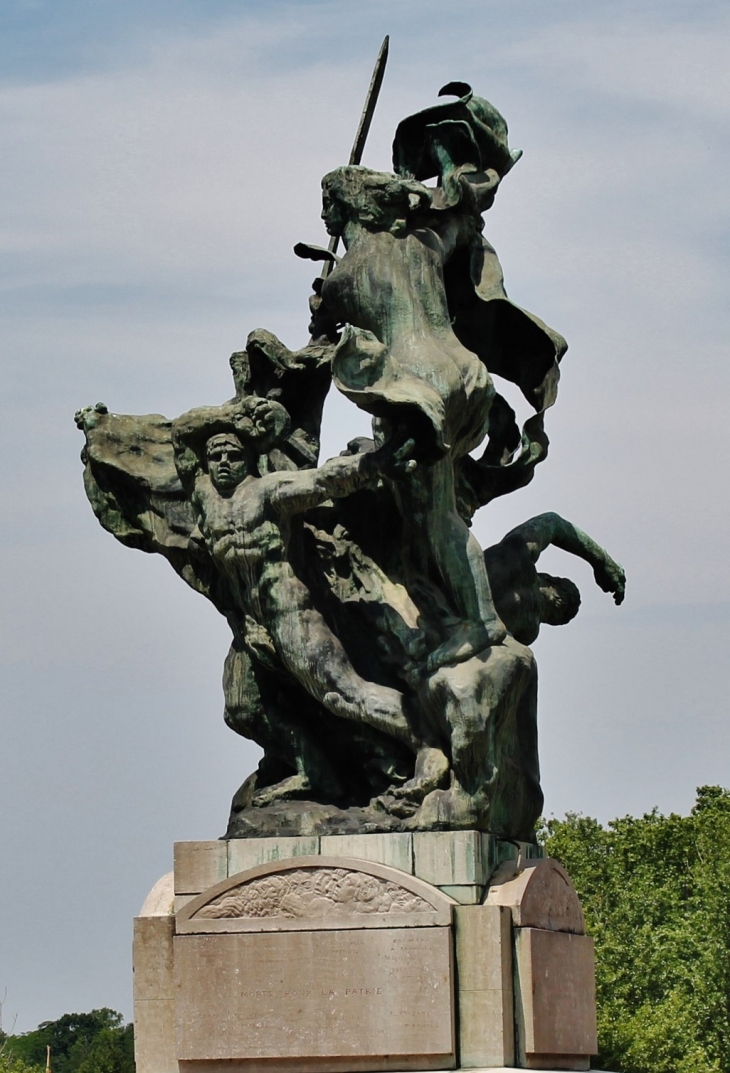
<box><xmin>77</xmin><ymin>39</ymin><xmax>625</xmax><ymax>1073</ymax></box>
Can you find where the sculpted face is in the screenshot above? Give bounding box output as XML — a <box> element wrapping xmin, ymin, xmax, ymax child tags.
<box><xmin>538</xmin><ymin>574</ymin><xmax>581</xmax><ymax>627</ymax></box>
<box><xmin>322</xmin><ymin>168</ymin><xmax>428</xmax><ymax>238</ymax></box>
<box><xmin>321</xmin><ymin>187</ymin><xmax>347</xmax><ymax>237</ymax></box>
<box><xmin>206</xmin><ymin>433</ymin><xmax>250</xmax><ymax>493</ymax></box>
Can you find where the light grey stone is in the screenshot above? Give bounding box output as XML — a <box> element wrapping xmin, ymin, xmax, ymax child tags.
<box><xmin>174</xmin><ymin>894</ymin><xmax>196</xmax><ymax>914</ymax></box>
<box><xmin>320</xmin><ymin>832</ymin><xmax>413</xmax><ymax>873</ymax></box>
<box><xmin>486</xmin><ymin>858</ymin><xmax>585</xmax><ymax>934</ymax></box>
<box><xmin>413</xmin><ymin>830</ymin><xmax>490</xmax><ymax>886</ymax></box>
<box><xmin>174</xmin><ymin>1065</ymin><xmax>615</xmax><ymax>1072</ymax></box>
<box><xmin>173</xmin><ymin>840</ymin><xmax>227</xmax><ymax>894</ymax></box>
<box><xmin>227</xmin><ymin>834</ymin><xmax>320</xmax><ymax>876</ymax></box>
<box><xmin>438</xmin><ymin>884</ymin><xmax>485</xmax><ymax>905</ymax></box>
<box><xmin>138</xmin><ymin>870</ymin><xmax>174</xmax><ymax>916</ymax></box>
<box><xmin>174</xmin><ymin>926</ymin><xmax>455</xmax><ymax>1067</ymax></box>
<box><xmin>133</xmin><ymin>914</ymin><xmax>176</xmax><ymax>1073</ymax></box>
<box><xmin>514</xmin><ymin>927</ymin><xmax>597</xmax><ymax>1068</ymax></box>
<box><xmin>454</xmin><ymin>903</ymin><xmax>512</xmax><ymax>993</ymax></box>
<box><xmin>177</xmin><ymin>855</ymin><xmax>455</xmax><ymax>933</ymax></box>
<box><xmin>455</xmin><ymin>904</ymin><xmax>514</xmax><ymax>1068</ymax></box>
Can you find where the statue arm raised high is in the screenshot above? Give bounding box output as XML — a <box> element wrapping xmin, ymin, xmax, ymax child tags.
<box><xmin>171</xmin><ymin>403</ymin><xmax>238</xmax><ymax>488</ymax></box>
<box><xmin>171</xmin><ymin>398</ymin><xmax>291</xmax><ymax>489</ymax></box>
<box><xmin>503</xmin><ymin>512</ymin><xmax>626</xmax><ymax>603</ymax></box>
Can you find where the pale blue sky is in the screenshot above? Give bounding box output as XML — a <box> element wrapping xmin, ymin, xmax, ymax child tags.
<box><xmin>2</xmin><ymin>0</ymin><xmax>729</xmax><ymax>1033</ymax></box>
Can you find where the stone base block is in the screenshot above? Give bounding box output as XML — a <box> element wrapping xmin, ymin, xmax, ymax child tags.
<box><xmin>135</xmin><ymin>833</ymin><xmax>597</xmax><ymax>1073</ymax></box>
<box><xmin>175</xmin><ymin>928</ymin><xmax>454</xmax><ymax>1068</ymax></box>
<box><xmin>133</xmin><ymin>873</ymin><xmax>176</xmax><ymax>1073</ymax></box>
<box><xmin>174</xmin><ymin>830</ymin><xmax>542</xmax><ymax>907</ymax></box>
<box><xmin>172</xmin><ymin>857</ymin><xmax>456</xmax><ymax>1070</ymax></box>
<box><xmin>514</xmin><ymin>929</ymin><xmax>597</xmax><ymax>1068</ymax></box>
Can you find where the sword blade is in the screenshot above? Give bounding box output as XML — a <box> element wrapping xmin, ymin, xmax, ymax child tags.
<box><xmin>323</xmin><ymin>35</ymin><xmax>390</xmax><ymax>273</ymax></box>
<box><xmin>349</xmin><ymin>34</ymin><xmax>389</xmax><ymax>166</ymax></box>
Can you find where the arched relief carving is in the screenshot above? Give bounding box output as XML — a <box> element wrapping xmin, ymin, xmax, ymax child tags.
<box><xmin>176</xmin><ymin>855</ymin><xmax>455</xmax><ymax>933</ymax></box>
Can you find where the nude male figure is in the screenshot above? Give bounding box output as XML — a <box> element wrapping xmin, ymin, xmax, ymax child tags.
<box><xmin>484</xmin><ymin>511</ymin><xmax>626</xmax><ymax>644</ymax></box>
<box><xmin>382</xmin><ymin>514</ymin><xmax>624</xmax><ymax>829</ymax></box>
<box><xmin>171</xmin><ymin>399</ymin><xmax>422</xmax><ymax>768</ymax></box>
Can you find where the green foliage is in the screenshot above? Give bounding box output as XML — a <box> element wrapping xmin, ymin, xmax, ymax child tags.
<box><xmin>0</xmin><ymin>1054</ymin><xmax>44</xmax><ymax>1073</ymax></box>
<box><xmin>71</xmin><ymin>1025</ymin><xmax>134</xmax><ymax>1073</ymax></box>
<box><xmin>542</xmin><ymin>785</ymin><xmax>730</xmax><ymax>1073</ymax></box>
<box><xmin>3</xmin><ymin>1010</ymin><xmax>134</xmax><ymax>1073</ymax></box>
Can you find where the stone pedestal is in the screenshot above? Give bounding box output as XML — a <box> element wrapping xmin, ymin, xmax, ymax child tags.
<box><xmin>133</xmin><ymin>832</ymin><xmax>601</xmax><ymax>1072</ymax></box>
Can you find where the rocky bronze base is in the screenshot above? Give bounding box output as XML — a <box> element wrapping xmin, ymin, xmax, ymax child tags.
<box><xmin>225</xmin><ymin>798</ymin><xmax>499</xmax><ymax>839</ymax></box>
<box><xmin>226</xmin><ymin>800</ymin><xmax>406</xmax><ymax>838</ymax></box>
<box><xmin>226</xmin><ymin>783</ymin><xmax>535</xmax><ymax>841</ymax></box>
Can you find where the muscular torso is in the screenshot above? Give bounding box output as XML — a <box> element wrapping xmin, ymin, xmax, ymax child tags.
<box><xmin>192</xmin><ymin>474</ymin><xmax>310</xmax><ymax>623</ymax></box>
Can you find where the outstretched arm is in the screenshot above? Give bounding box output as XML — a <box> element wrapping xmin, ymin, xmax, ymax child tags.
<box><xmin>503</xmin><ymin>512</ymin><xmax>626</xmax><ymax>604</ymax></box>
<box><xmin>268</xmin><ymin>439</ymin><xmax>416</xmax><ymax>517</ymax></box>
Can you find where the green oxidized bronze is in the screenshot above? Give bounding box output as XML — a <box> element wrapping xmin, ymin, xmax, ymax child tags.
<box><xmin>76</xmin><ymin>83</ymin><xmax>625</xmax><ymax>841</ymax></box>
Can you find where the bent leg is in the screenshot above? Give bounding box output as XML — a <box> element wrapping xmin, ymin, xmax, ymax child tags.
<box><xmin>270</xmin><ymin>607</ymin><xmax>419</xmax><ymax>751</ymax></box>
<box><xmin>414</xmin><ymin>638</ymin><xmax>542</xmax><ymax>838</ymax></box>
<box><xmin>223</xmin><ymin>640</ymin><xmax>344</xmax><ymax>806</ymax></box>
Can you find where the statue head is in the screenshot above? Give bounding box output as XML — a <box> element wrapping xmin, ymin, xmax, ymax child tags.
<box><xmin>322</xmin><ymin>166</ymin><xmax>431</xmax><ymax>236</ymax></box>
<box><xmin>204</xmin><ymin>398</ymin><xmax>291</xmax><ymax>492</ymax></box>
<box><xmin>206</xmin><ymin>432</ymin><xmax>252</xmax><ymax>493</ymax></box>
<box><xmin>537</xmin><ymin>573</ymin><xmax>581</xmax><ymax>627</ymax></box>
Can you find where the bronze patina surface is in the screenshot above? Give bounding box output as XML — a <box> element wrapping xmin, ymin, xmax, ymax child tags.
<box><xmin>77</xmin><ymin>80</ymin><xmax>624</xmax><ymax>841</ymax></box>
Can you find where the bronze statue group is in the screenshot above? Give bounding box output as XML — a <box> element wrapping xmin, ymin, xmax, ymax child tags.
<box><xmin>77</xmin><ymin>85</ymin><xmax>624</xmax><ymax>840</ymax></box>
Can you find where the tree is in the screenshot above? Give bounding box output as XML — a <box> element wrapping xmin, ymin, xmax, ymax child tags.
<box><xmin>72</xmin><ymin>1025</ymin><xmax>134</xmax><ymax>1073</ymax></box>
<box><xmin>4</xmin><ymin>1010</ymin><xmax>134</xmax><ymax>1073</ymax></box>
<box><xmin>543</xmin><ymin>786</ymin><xmax>730</xmax><ymax>1073</ymax></box>
<box><xmin>0</xmin><ymin>1052</ymin><xmax>43</xmax><ymax>1073</ymax></box>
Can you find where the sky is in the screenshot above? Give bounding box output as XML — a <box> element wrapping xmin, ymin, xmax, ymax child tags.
<box><xmin>1</xmin><ymin>0</ymin><xmax>729</xmax><ymax>1035</ymax></box>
